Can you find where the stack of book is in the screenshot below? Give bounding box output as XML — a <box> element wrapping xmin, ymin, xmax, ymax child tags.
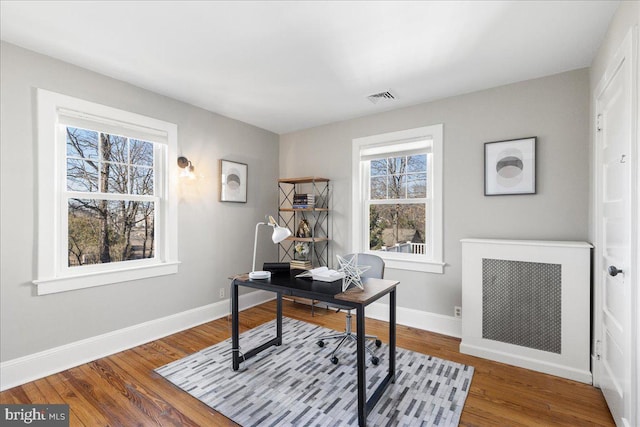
<box><xmin>290</xmin><ymin>260</ymin><xmax>313</xmax><ymax>269</ymax></box>
<box><xmin>293</xmin><ymin>193</ymin><xmax>315</xmax><ymax>208</ymax></box>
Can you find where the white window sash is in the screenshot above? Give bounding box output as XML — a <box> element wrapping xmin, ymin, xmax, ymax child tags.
<box><xmin>58</xmin><ymin>108</ymin><xmax>169</xmax><ymax>144</ymax></box>
<box><xmin>352</xmin><ymin>124</ymin><xmax>444</xmax><ymax>273</ymax></box>
<box><xmin>360</xmin><ymin>137</ymin><xmax>432</xmax><ymax>161</ymax></box>
<box><xmin>35</xmin><ymin>89</ymin><xmax>179</xmax><ymax>295</ymax></box>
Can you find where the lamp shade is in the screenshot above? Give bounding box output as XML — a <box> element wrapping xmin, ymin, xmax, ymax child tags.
<box><xmin>272</xmin><ymin>225</ymin><xmax>292</xmax><ymax>244</ymax></box>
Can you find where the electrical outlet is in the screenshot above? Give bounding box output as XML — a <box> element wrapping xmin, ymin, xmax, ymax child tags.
<box><xmin>219</xmin><ymin>288</ymin><xmax>225</xmax><ymax>298</ymax></box>
<box><xmin>454</xmin><ymin>306</ymin><xmax>462</xmax><ymax>318</ymax></box>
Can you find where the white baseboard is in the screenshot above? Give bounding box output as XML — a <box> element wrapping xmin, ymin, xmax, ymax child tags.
<box><xmin>1</xmin><ymin>293</ymin><xmax>459</xmax><ymax>391</ymax></box>
<box><xmin>0</xmin><ymin>290</ymin><xmax>274</xmax><ymax>391</ymax></box>
<box><xmin>365</xmin><ymin>302</ymin><xmax>462</xmax><ymax>338</ymax></box>
<box><xmin>460</xmin><ymin>342</ymin><xmax>593</xmax><ymax>384</ymax></box>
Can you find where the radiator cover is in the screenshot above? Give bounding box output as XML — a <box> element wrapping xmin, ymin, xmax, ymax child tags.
<box><xmin>460</xmin><ymin>239</ymin><xmax>592</xmax><ymax>383</ymax></box>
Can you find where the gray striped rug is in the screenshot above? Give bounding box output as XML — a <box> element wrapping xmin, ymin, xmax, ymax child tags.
<box><xmin>156</xmin><ymin>317</ymin><xmax>473</xmax><ymax>426</ymax></box>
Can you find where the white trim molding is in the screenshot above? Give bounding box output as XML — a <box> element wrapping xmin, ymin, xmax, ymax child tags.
<box><xmin>365</xmin><ymin>302</ymin><xmax>461</xmax><ymax>338</ymax></box>
<box><xmin>0</xmin><ymin>290</ymin><xmax>273</xmax><ymax>391</ymax></box>
<box><xmin>0</xmin><ymin>292</ymin><xmax>459</xmax><ymax>391</ymax></box>
<box><xmin>35</xmin><ymin>89</ymin><xmax>179</xmax><ymax>295</ymax></box>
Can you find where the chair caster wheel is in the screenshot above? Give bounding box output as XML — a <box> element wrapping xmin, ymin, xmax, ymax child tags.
<box><xmin>375</xmin><ymin>339</ymin><xmax>382</xmax><ymax>348</ymax></box>
<box><xmin>371</xmin><ymin>356</ymin><xmax>379</xmax><ymax>365</ymax></box>
<box><xmin>317</xmin><ymin>340</ymin><xmax>325</xmax><ymax>347</ymax></box>
<box><xmin>330</xmin><ymin>356</ymin><xmax>339</xmax><ymax>365</ymax></box>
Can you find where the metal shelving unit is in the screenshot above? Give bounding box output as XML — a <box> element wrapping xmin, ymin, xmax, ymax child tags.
<box><xmin>277</xmin><ymin>177</ymin><xmax>330</xmax><ymax>268</ymax></box>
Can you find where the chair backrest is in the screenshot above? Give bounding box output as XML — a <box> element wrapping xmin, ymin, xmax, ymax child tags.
<box><xmin>344</xmin><ymin>253</ymin><xmax>385</xmax><ymax>279</ymax></box>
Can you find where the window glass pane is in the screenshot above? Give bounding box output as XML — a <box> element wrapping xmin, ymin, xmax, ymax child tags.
<box><xmin>105</xmin><ymin>162</ymin><xmax>129</xmax><ymax>194</ymax></box>
<box><xmin>101</xmin><ymin>134</ymin><xmax>127</xmax><ymax>163</ymax></box>
<box><xmin>68</xmin><ymin>198</ymin><xmax>155</xmax><ymax>267</ymax></box>
<box><xmin>67</xmin><ymin>159</ymin><xmax>98</xmax><ymax>192</ymax></box>
<box><xmin>388</xmin><ymin>174</ymin><xmax>406</xmax><ymax>199</ymax></box>
<box><xmin>369</xmin><ymin>203</ymin><xmax>425</xmax><ymax>253</ymax></box>
<box><xmin>407</xmin><ymin>154</ymin><xmax>427</xmax><ymax>172</ymax></box>
<box><xmin>130</xmin><ymin>139</ymin><xmax>154</xmax><ymax>167</ymax></box>
<box><xmin>66</xmin><ymin>127</ymin><xmax>98</xmax><ymax>159</ymax></box>
<box><xmin>407</xmin><ymin>173</ymin><xmax>427</xmax><ymax>198</ymax></box>
<box><xmin>370</xmin><ymin>176</ymin><xmax>387</xmax><ymax>200</ymax></box>
<box><xmin>370</xmin><ymin>159</ymin><xmax>387</xmax><ymax>176</ymax></box>
<box><xmin>388</xmin><ymin>157</ymin><xmax>405</xmax><ymax>174</ymax></box>
<box><xmin>131</xmin><ymin>166</ymin><xmax>154</xmax><ymax>195</ymax></box>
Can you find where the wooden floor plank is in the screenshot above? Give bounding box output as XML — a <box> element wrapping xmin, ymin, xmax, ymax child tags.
<box><xmin>45</xmin><ymin>374</ymin><xmax>107</xmax><ymax>427</ymax></box>
<box><xmin>111</xmin><ymin>349</ymin><xmax>237</xmax><ymax>427</ymax></box>
<box><xmin>0</xmin><ymin>300</ymin><xmax>614</xmax><ymax>426</ymax></box>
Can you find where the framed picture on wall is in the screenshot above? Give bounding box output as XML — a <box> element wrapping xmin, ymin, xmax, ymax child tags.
<box><xmin>484</xmin><ymin>137</ymin><xmax>536</xmax><ymax>195</ymax></box>
<box><xmin>219</xmin><ymin>159</ymin><xmax>248</xmax><ymax>203</ymax></box>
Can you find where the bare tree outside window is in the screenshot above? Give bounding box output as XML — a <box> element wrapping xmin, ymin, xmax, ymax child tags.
<box><xmin>369</xmin><ymin>154</ymin><xmax>427</xmax><ymax>253</ymax></box>
<box><xmin>66</xmin><ymin>127</ymin><xmax>155</xmax><ymax>267</ymax></box>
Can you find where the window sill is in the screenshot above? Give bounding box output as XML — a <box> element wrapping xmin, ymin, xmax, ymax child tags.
<box><xmin>34</xmin><ymin>261</ymin><xmax>180</xmax><ymax>295</ymax></box>
<box><xmin>382</xmin><ymin>258</ymin><xmax>445</xmax><ymax>274</ymax></box>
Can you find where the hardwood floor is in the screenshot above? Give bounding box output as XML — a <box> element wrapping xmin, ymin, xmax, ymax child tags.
<box><xmin>1</xmin><ymin>300</ymin><xmax>614</xmax><ymax>426</ymax></box>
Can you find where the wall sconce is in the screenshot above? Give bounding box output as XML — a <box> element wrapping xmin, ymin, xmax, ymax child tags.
<box><xmin>177</xmin><ymin>156</ymin><xmax>196</xmax><ymax>180</ymax></box>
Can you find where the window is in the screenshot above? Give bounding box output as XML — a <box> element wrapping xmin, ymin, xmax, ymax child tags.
<box><xmin>352</xmin><ymin>124</ymin><xmax>444</xmax><ymax>273</ymax></box>
<box><xmin>66</xmin><ymin>127</ymin><xmax>157</xmax><ymax>266</ymax></box>
<box><xmin>35</xmin><ymin>89</ymin><xmax>179</xmax><ymax>295</ymax></box>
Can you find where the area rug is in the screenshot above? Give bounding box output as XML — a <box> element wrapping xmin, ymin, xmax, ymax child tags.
<box><xmin>156</xmin><ymin>317</ymin><xmax>474</xmax><ymax>426</ymax></box>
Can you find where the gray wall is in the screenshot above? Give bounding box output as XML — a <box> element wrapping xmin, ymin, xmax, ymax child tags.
<box><xmin>0</xmin><ymin>42</ymin><xmax>279</xmax><ymax>362</ymax></box>
<box><xmin>280</xmin><ymin>69</ymin><xmax>591</xmax><ymax>317</ymax></box>
<box><xmin>0</xmin><ymin>40</ymin><xmax>595</xmax><ymax>362</ymax></box>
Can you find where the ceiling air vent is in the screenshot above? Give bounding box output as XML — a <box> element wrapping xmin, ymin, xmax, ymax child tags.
<box><xmin>367</xmin><ymin>90</ymin><xmax>396</xmax><ymax>104</ymax></box>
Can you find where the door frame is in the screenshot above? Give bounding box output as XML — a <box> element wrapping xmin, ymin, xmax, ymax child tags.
<box><xmin>592</xmin><ymin>26</ymin><xmax>639</xmax><ymax>427</ymax></box>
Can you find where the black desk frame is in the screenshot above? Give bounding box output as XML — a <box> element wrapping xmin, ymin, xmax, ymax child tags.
<box><xmin>231</xmin><ymin>274</ymin><xmax>397</xmax><ymax>427</ymax></box>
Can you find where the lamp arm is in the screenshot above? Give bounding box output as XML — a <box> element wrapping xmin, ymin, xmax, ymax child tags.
<box><xmin>252</xmin><ymin>222</ymin><xmax>267</xmax><ymax>273</ymax></box>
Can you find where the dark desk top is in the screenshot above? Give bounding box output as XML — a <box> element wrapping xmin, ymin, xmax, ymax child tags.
<box><xmin>233</xmin><ymin>269</ymin><xmax>399</xmax><ymax>306</ymax></box>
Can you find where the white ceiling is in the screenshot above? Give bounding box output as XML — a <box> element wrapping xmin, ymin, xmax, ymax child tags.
<box><xmin>0</xmin><ymin>1</ymin><xmax>619</xmax><ymax>134</ymax></box>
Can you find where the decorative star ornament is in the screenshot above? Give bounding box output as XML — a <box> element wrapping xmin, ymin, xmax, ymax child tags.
<box><xmin>337</xmin><ymin>254</ymin><xmax>370</xmax><ymax>292</ymax></box>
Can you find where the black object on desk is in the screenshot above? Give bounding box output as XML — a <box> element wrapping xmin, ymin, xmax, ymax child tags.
<box><xmin>262</xmin><ymin>262</ymin><xmax>291</xmax><ymax>274</ymax></box>
<box><xmin>231</xmin><ymin>269</ymin><xmax>398</xmax><ymax>427</ymax></box>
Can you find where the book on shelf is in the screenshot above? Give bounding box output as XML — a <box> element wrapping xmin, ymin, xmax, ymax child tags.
<box><xmin>292</xmin><ymin>194</ymin><xmax>316</xmax><ymax>208</ymax></box>
<box><xmin>294</xmin><ymin>193</ymin><xmax>315</xmax><ymax>199</ymax></box>
<box><xmin>290</xmin><ymin>260</ymin><xmax>313</xmax><ymax>269</ymax></box>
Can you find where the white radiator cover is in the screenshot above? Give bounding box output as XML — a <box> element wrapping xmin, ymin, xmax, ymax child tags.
<box><xmin>460</xmin><ymin>239</ymin><xmax>593</xmax><ymax>383</ymax></box>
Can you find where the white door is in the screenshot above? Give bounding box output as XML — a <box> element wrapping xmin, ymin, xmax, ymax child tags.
<box><xmin>594</xmin><ymin>29</ymin><xmax>637</xmax><ymax>427</ymax></box>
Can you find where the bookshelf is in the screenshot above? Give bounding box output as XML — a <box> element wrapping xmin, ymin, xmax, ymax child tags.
<box><xmin>277</xmin><ymin>177</ymin><xmax>330</xmax><ymax>269</ymax></box>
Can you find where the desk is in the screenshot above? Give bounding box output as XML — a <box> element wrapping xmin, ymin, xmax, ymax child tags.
<box><xmin>231</xmin><ymin>270</ymin><xmax>398</xmax><ymax>427</ymax></box>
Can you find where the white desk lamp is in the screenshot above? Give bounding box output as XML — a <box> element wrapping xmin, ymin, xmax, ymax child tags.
<box><xmin>249</xmin><ymin>215</ymin><xmax>292</xmax><ymax>280</ymax></box>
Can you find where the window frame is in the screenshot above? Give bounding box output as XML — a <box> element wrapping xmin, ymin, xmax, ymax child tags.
<box><xmin>352</xmin><ymin>124</ymin><xmax>444</xmax><ymax>273</ymax></box>
<box><xmin>34</xmin><ymin>89</ymin><xmax>179</xmax><ymax>295</ymax></box>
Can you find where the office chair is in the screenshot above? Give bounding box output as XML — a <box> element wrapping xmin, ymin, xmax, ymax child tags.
<box><xmin>316</xmin><ymin>253</ymin><xmax>384</xmax><ymax>365</ymax></box>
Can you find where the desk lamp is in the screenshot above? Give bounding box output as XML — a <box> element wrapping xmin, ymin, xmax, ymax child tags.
<box><xmin>249</xmin><ymin>215</ymin><xmax>292</xmax><ymax>280</ymax></box>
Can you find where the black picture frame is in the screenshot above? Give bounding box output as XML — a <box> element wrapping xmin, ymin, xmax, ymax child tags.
<box><xmin>484</xmin><ymin>137</ymin><xmax>536</xmax><ymax>196</ymax></box>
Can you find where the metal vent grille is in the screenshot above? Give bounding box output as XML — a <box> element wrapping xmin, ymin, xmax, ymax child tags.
<box><xmin>367</xmin><ymin>91</ymin><xmax>396</xmax><ymax>104</ymax></box>
<box><xmin>482</xmin><ymin>258</ymin><xmax>562</xmax><ymax>354</ymax></box>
